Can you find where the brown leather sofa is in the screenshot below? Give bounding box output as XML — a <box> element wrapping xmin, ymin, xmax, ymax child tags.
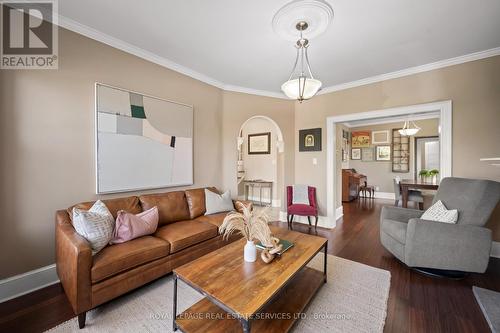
<box><xmin>55</xmin><ymin>187</ymin><xmax>249</xmax><ymax>328</ymax></box>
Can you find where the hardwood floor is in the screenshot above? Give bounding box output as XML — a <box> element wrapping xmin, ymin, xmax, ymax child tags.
<box><xmin>1</xmin><ymin>199</ymin><xmax>498</xmax><ymax>332</ymax></box>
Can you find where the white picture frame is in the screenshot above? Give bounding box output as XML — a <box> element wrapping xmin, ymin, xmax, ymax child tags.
<box><xmin>372</xmin><ymin>130</ymin><xmax>390</xmax><ymax>144</ymax></box>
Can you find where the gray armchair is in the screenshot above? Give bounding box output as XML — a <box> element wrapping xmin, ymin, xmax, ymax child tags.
<box><xmin>380</xmin><ymin>177</ymin><xmax>500</xmax><ymax>273</ymax></box>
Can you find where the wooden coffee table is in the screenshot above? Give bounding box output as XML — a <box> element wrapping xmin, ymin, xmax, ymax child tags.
<box><xmin>172</xmin><ymin>227</ymin><xmax>327</xmax><ymax>333</ymax></box>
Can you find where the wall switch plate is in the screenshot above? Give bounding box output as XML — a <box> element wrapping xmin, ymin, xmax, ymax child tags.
<box><xmin>312</xmin><ymin>158</ymin><xmax>318</xmax><ymax>165</ymax></box>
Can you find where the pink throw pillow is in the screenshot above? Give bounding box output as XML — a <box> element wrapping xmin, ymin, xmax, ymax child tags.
<box><xmin>110</xmin><ymin>206</ymin><xmax>159</xmax><ymax>244</ymax></box>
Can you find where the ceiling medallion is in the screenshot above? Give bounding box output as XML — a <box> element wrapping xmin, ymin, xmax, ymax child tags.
<box><xmin>273</xmin><ymin>0</ymin><xmax>334</xmax><ymax>102</ymax></box>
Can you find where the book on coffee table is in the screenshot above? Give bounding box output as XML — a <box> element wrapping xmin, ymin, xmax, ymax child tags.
<box><xmin>255</xmin><ymin>239</ymin><xmax>294</xmax><ymax>255</ymax></box>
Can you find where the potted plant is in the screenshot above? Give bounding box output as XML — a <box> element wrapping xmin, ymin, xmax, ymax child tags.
<box><xmin>418</xmin><ymin>169</ymin><xmax>429</xmax><ymax>182</ymax></box>
<box><xmin>219</xmin><ymin>205</ymin><xmax>273</xmax><ymax>262</ymax></box>
<box><xmin>428</xmin><ymin>169</ymin><xmax>439</xmax><ymax>183</ymax></box>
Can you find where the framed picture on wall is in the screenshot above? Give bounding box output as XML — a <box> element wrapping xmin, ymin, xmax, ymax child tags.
<box><xmin>351</xmin><ymin>148</ymin><xmax>361</xmax><ymax>160</ymax></box>
<box><xmin>372</xmin><ymin>130</ymin><xmax>390</xmax><ymax>144</ymax></box>
<box><xmin>342</xmin><ymin>138</ymin><xmax>348</xmax><ymax>161</ymax></box>
<box><xmin>299</xmin><ymin>128</ymin><xmax>322</xmax><ymax>151</ymax></box>
<box><xmin>376</xmin><ymin>145</ymin><xmax>391</xmax><ymax>161</ymax></box>
<box><xmin>362</xmin><ymin>147</ymin><xmax>374</xmax><ymax>161</ymax></box>
<box><xmin>351</xmin><ymin>131</ymin><xmax>371</xmax><ymax>148</ymax></box>
<box><xmin>392</xmin><ymin>129</ymin><xmax>410</xmax><ymax>172</ymax></box>
<box><xmin>95</xmin><ymin>83</ymin><xmax>193</xmax><ymax>194</ymax></box>
<box><xmin>248</xmin><ymin>132</ymin><xmax>271</xmax><ymax>154</ymax></box>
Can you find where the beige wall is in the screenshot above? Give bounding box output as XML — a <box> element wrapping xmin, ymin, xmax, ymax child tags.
<box><xmin>0</xmin><ymin>28</ymin><xmax>224</xmax><ymax>279</ymax></box>
<box><xmin>221</xmin><ymin>91</ymin><xmax>295</xmax><ymax>211</ymax></box>
<box><xmin>295</xmin><ymin>56</ymin><xmax>500</xmax><ymax>240</ymax></box>
<box><xmin>348</xmin><ymin>119</ymin><xmax>439</xmax><ymax>193</ymax></box>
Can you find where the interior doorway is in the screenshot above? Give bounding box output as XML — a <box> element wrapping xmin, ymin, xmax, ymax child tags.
<box><xmin>415</xmin><ymin>136</ymin><xmax>440</xmax><ymax>178</ymax></box>
<box><xmin>237</xmin><ymin>116</ymin><xmax>285</xmax><ymax>208</ymax></box>
<box><xmin>326</xmin><ymin>100</ymin><xmax>453</xmax><ymax>228</ymax></box>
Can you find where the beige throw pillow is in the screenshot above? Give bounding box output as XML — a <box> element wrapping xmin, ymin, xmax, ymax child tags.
<box><xmin>72</xmin><ymin>200</ymin><xmax>115</xmax><ymax>254</ymax></box>
<box><xmin>204</xmin><ymin>189</ymin><xmax>234</xmax><ymax>215</ymax></box>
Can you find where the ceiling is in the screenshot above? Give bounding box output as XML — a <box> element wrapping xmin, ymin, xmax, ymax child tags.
<box><xmin>58</xmin><ymin>0</ymin><xmax>500</xmax><ymax>97</ymax></box>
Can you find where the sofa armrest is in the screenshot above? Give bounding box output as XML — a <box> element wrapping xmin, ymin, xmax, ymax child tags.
<box><xmin>55</xmin><ymin>210</ymin><xmax>92</xmax><ymax>314</ymax></box>
<box><xmin>233</xmin><ymin>200</ymin><xmax>253</xmax><ymax>213</ymax></box>
<box><xmin>380</xmin><ymin>206</ymin><xmax>423</xmax><ymax>223</ymax></box>
<box><xmin>405</xmin><ymin>218</ymin><xmax>492</xmax><ymax>273</ymax></box>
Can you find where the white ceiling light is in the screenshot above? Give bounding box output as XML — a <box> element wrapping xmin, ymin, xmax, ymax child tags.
<box><xmin>398</xmin><ymin>119</ymin><xmax>421</xmax><ymax>136</ymax></box>
<box><xmin>273</xmin><ymin>0</ymin><xmax>333</xmax><ymax>102</ymax></box>
<box><xmin>281</xmin><ymin>21</ymin><xmax>322</xmax><ymax>102</ymax></box>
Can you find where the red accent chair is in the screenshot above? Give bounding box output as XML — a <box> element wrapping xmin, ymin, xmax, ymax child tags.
<box><xmin>286</xmin><ymin>186</ymin><xmax>318</xmax><ymax>229</ymax></box>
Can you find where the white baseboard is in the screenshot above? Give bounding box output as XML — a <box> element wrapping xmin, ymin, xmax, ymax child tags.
<box><xmin>359</xmin><ymin>191</ymin><xmax>396</xmax><ymax>200</ymax></box>
<box><xmin>491</xmin><ymin>241</ymin><xmax>500</xmax><ymax>258</ymax></box>
<box><xmin>336</xmin><ymin>206</ymin><xmax>344</xmax><ymax>220</ymax></box>
<box><xmin>279</xmin><ymin>211</ymin><xmax>333</xmax><ymax>229</ymax></box>
<box><xmin>0</xmin><ymin>264</ymin><xmax>59</xmax><ymax>303</ymax></box>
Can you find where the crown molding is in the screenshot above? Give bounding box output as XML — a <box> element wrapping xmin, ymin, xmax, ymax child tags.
<box><xmin>222</xmin><ymin>84</ymin><xmax>286</xmax><ymax>99</ymax></box>
<box><xmin>318</xmin><ymin>47</ymin><xmax>500</xmax><ymax>95</ymax></box>
<box><xmin>56</xmin><ymin>14</ymin><xmax>499</xmax><ymax>100</ymax></box>
<box><xmin>343</xmin><ymin>111</ymin><xmax>440</xmax><ymax>128</ymax></box>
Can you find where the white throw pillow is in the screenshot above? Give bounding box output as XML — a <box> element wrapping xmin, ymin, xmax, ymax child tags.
<box><xmin>72</xmin><ymin>200</ymin><xmax>115</xmax><ymax>255</ymax></box>
<box><xmin>205</xmin><ymin>189</ymin><xmax>234</xmax><ymax>215</ymax></box>
<box><xmin>292</xmin><ymin>185</ymin><xmax>310</xmax><ymax>205</ymax></box>
<box><xmin>421</xmin><ymin>200</ymin><xmax>458</xmax><ymax>224</ymax></box>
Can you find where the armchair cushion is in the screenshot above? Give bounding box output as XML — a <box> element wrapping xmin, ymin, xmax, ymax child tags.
<box><xmin>405</xmin><ymin>218</ymin><xmax>492</xmax><ymax>272</ymax></box>
<box><xmin>287</xmin><ymin>204</ymin><xmax>317</xmax><ymax>216</ymax></box>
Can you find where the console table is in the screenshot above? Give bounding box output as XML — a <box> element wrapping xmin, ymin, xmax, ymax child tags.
<box><xmin>243</xmin><ymin>180</ymin><xmax>273</xmax><ymax>206</ymax></box>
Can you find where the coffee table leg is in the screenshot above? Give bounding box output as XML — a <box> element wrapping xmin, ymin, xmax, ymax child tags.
<box><xmin>323</xmin><ymin>242</ymin><xmax>328</xmax><ymax>283</ymax></box>
<box><xmin>241</xmin><ymin>319</ymin><xmax>251</xmax><ymax>333</ymax></box>
<box><xmin>173</xmin><ymin>274</ymin><xmax>178</xmax><ymax>331</ymax></box>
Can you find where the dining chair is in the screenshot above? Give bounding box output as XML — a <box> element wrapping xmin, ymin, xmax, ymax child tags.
<box><xmin>394</xmin><ymin>178</ymin><xmax>424</xmax><ymax>210</ymax></box>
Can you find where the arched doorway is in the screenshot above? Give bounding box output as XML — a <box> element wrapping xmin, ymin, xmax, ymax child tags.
<box><xmin>237</xmin><ymin>116</ymin><xmax>285</xmax><ymax>208</ymax></box>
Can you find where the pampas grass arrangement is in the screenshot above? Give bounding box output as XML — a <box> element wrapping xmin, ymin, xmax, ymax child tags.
<box><xmin>219</xmin><ymin>205</ymin><xmax>273</xmax><ymax>247</ymax></box>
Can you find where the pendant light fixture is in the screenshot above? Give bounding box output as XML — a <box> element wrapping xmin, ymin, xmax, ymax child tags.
<box><xmin>281</xmin><ymin>21</ymin><xmax>322</xmax><ymax>102</ymax></box>
<box><xmin>398</xmin><ymin>118</ymin><xmax>421</xmax><ymax>136</ymax></box>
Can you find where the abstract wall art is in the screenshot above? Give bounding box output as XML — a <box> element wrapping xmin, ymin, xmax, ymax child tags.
<box><xmin>95</xmin><ymin>83</ymin><xmax>193</xmax><ymax>193</ymax></box>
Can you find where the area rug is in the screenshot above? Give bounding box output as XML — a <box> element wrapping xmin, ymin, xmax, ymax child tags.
<box><xmin>47</xmin><ymin>254</ymin><xmax>390</xmax><ymax>333</ymax></box>
<box><xmin>473</xmin><ymin>286</ymin><xmax>500</xmax><ymax>333</ymax></box>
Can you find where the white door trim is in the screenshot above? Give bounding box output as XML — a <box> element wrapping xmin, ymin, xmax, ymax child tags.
<box><xmin>326</xmin><ymin>100</ymin><xmax>453</xmax><ymax>226</ymax></box>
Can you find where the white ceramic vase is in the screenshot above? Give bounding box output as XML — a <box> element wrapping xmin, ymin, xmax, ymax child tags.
<box><xmin>244</xmin><ymin>240</ymin><xmax>257</xmax><ymax>262</ymax></box>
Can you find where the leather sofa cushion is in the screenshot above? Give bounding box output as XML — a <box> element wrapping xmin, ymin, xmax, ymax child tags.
<box><xmin>67</xmin><ymin>196</ymin><xmax>141</xmax><ymax>221</ymax></box>
<box><xmin>195</xmin><ymin>213</ymin><xmax>227</xmax><ymax>229</ymax></box>
<box><xmin>154</xmin><ymin>220</ymin><xmax>218</xmax><ymax>253</ymax></box>
<box><xmin>185</xmin><ymin>188</ymin><xmax>206</xmax><ymax>219</ymax></box>
<box><xmin>91</xmin><ymin>236</ymin><xmax>169</xmax><ymax>283</ymax></box>
<box><xmin>139</xmin><ymin>191</ymin><xmax>190</xmax><ymax>226</ymax></box>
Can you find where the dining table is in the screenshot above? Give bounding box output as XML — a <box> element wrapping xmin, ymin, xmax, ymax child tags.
<box><xmin>400</xmin><ymin>179</ymin><xmax>439</xmax><ymax>208</ymax></box>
